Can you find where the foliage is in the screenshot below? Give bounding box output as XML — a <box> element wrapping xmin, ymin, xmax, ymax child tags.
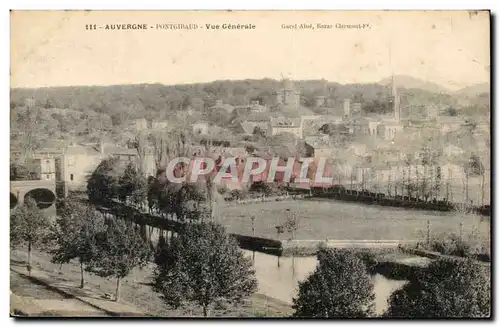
<box><xmin>49</xmin><ymin>199</ymin><xmax>106</xmax><ymax>288</ymax></box>
<box><xmin>10</xmin><ymin>162</ymin><xmax>31</xmax><ymax>181</ymax></box>
<box><xmin>87</xmin><ymin>157</ymin><xmax>121</xmax><ymax>203</ymax></box>
<box><xmin>151</xmin><ymin>129</ymin><xmax>192</xmax><ymax>170</ymax></box>
<box><xmin>442</xmin><ymin>106</ymin><xmax>459</xmax><ymax>116</ymax></box>
<box><xmin>424</xmin><ymin>231</ymin><xmax>490</xmax><ymax>261</ymax></box>
<box><xmin>153</xmin><ymin>222</ymin><xmax>258</xmax><ymax>317</ymax></box>
<box><xmin>385</xmin><ymin>258</ymin><xmax>491</xmax><ymax>318</ymax></box>
<box><xmin>118</xmin><ymin>163</ymin><xmax>147</xmax><ymax>204</ymax></box>
<box><xmin>11</xmin><ymin>79</ymin><xmax>487</xmax><ymax>149</ymax></box>
<box><xmin>292</xmin><ymin>248</ymin><xmax>375</xmax><ymax>318</ymax></box>
<box><xmin>467</xmin><ymin>154</ymin><xmax>485</xmax><ymax>176</ymax></box>
<box><xmin>87</xmin><ymin>218</ymin><xmax>151</xmax><ymax>301</ymax></box>
<box><xmin>10</xmin><ymin>197</ymin><xmax>51</xmax><ymax>274</ymax></box>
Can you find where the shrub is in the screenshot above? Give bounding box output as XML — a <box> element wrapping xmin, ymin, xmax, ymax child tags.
<box><xmin>292</xmin><ymin>248</ymin><xmax>375</xmax><ymax>318</ymax></box>
<box><xmin>427</xmin><ymin>231</ymin><xmax>490</xmax><ymax>261</ymax></box>
<box><xmin>385</xmin><ymin>258</ymin><xmax>491</xmax><ymax>318</ymax></box>
<box><xmin>153</xmin><ymin>223</ymin><xmax>257</xmax><ymax>317</ymax></box>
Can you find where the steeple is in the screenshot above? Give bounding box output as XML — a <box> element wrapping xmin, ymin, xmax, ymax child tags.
<box><xmin>392</xmin><ymin>76</ymin><xmax>400</xmax><ymax>122</ymax></box>
<box><xmin>388</xmin><ymin>38</ymin><xmax>400</xmax><ymax>122</ymax></box>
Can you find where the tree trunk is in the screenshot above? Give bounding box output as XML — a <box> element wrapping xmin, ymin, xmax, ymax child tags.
<box><xmin>80</xmin><ymin>260</ymin><xmax>85</xmax><ymax>288</ymax></box>
<box><xmin>481</xmin><ymin>171</ymin><xmax>485</xmax><ymax>206</ymax></box>
<box><xmin>202</xmin><ymin>303</ymin><xmax>210</xmax><ymax>317</ymax></box>
<box><xmin>27</xmin><ymin>241</ymin><xmax>32</xmax><ymax>276</ymax></box>
<box><xmin>115</xmin><ymin>277</ymin><xmax>121</xmax><ymax>302</ymax></box>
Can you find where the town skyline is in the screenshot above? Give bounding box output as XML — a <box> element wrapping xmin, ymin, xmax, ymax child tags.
<box><xmin>11</xmin><ymin>11</ymin><xmax>489</xmax><ymax>90</ymax></box>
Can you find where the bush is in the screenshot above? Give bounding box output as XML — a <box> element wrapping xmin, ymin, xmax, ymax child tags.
<box><xmin>385</xmin><ymin>258</ymin><xmax>491</xmax><ymax>318</ymax></box>
<box><xmin>430</xmin><ymin>233</ymin><xmax>475</xmax><ymax>257</ymax></box>
<box><xmin>153</xmin><ymin>223</ymin><xmax>257</xmax><ymax>317</ymax></box>
<box><xmin>292</xmin><ymin>248</ymin><xmax>375</xmax><ymax>318</ymax></box>
<box><xmin>426</xmin><ymin>231</ymin><xmax>490</xmax><ymax>261</ymax></box>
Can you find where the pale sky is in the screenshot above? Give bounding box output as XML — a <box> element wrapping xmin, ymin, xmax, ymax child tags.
<box><xmin>10</xmin><ymin>10</ymin><xmax>490</xmax><ymax>90</ymax></box>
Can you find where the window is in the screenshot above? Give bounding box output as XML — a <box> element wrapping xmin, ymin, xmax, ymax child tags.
<box><xmin>70</xmin><ymin>174</ymin><xmax>74</xmax><ymax>181</ymax></box>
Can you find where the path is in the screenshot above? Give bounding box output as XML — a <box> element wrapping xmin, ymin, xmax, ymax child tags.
<box><xmin>10</xmin><ymin>248</ymin><xmax>292</xmax><ymax>317</ymax></box>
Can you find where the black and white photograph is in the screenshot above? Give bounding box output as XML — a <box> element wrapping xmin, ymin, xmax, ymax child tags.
<box><xmin>9</xmin><ymin>10</ymin><xmax>491</xmax><ymax>318</ymax></box>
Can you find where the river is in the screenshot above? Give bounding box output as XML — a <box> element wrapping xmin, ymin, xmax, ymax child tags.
<box><xmin>242</xmin><ymin>250</ymin><xmax>408</xmax><ymax>315</ymax></box>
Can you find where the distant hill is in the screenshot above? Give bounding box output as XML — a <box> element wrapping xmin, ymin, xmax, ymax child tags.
<box><xmin>379</xmin><ymin>75</ymin><xmax>451</xmax><ymax>94</ymax></box>
<box><xmin>455</xmin><ymin>83</ymin><xmax>490</xmax><ymax>97</ymax></box>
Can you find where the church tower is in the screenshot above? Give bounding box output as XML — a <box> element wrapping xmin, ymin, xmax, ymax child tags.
<box><xmin>392</xmin><ymin>76</ymin><xmax>400</xmax><ymax>122</ymax></box>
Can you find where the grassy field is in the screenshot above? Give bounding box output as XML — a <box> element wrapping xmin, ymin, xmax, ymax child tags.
<box><xmin>217</xmin><ymin>198</ymin><xmax>490</xmax><ymax>242</ymax></box>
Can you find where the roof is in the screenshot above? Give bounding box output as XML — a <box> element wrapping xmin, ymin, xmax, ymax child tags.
<box><xmin>103</xmin><ymin>144</ymin><xmax>137</xmax><ymax>156</ymax></box>
<box><xmin>219</xmin><ymin>147</ymin><xmax>248</xmax><ymax>158</ymax></box>
<box><xmin>64</xmin><ymin>144</ymin><xmax>101</xmax><ymax>156</ymax></box>
<box><xmin>436</xmin><ymin>116</ymin><xmax>465</xmax><ymax>124</ymax></box>
<box><xmin>244</xmin><ymin>112</ymin><xmax>270</xmax><ymax>122</ymax></box>
<box><xmin>210</xmin><ymin>104</ymin><xmax>235</xmax><ymax>113</ymax></box>
<box><xmin>272</xmin><ymin>103</ymin><xmax>315</xmax><ymax>116</ymax></box>
<box><xmin>240</xmin><ymin>121</ymin><xmax>263</xmax><ymax>134</ymax></box>
<box><xmin>281</xmin><ymin>78</ymin><xmax>296</xmax><ymax>90</ymax></box>
<box><xmin>270</xmin><ymin>117</ymin><xmax>301</xmax><ymax>127</ymax></box>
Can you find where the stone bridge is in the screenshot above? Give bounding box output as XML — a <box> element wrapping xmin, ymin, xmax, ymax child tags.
<box><xmin>10</xmin><ymin>180</ymin><xmax>57</xmax><ymax>219</ymax></box>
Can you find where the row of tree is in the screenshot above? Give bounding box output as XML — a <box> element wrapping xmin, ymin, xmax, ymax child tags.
<box><xmin>10</xmin><ymin>196</ymin><xmax>490</xmax><ymax>317</ymax></box>
<box><xmin>10</xmin><ymin>197</ymin><xmax>257</xmax><ymax>315</ymax></box>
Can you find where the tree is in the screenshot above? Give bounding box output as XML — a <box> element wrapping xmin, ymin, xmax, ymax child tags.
<box><xmin>151</xmin><ymin>129</ymin><xmax>191</xmax><ymax>171</ymax></box>
<box><xmin>385</xmin><ymin>258</ymin><xmax>490</xmax><ymax>318</ymax></box>
<box><xmin>87</xmin><ymin>157</ymin><xmax>121</xmax><ymax>203</ymax></box>
<box><xmin>10</xmin><ymin>197</ymin><xmax>51</xmax><ymax>275</ymax></box>
<box><xmin>88</xmin><ymin>219</ymin><xmax>151</xmax><ymax>302</ymax></box>
<box><xmin>292</xmin><ymin>248</ymin><xmax>375</xmax><ymax>318</ymax></box>
<box><xmin>49</xmin><ymin>200</ymin><xmax>105</xmax><ymax>288</ymax></box>
<box><xmin>132</xmin><ymin>131</ymin><xmax>148</xmax><ymax>176</ymax></box>
<box><xmin>442</xmin><ymin>106</ymin><xmax>459</xmax><ymax>116</ymax></box>
<box><xmin>118</xmin><ymin>163</ymin><xmax>147</xmax><ymax>206</ymax></box>
<box><xmin>153</xmin><ymin>223</ymin><xmax>258</xmax><ymax>317</ymax></box>
<box><xmin>10</xmin><ymin>162</ymin><xmax>31</xmax><ymax>181</ymax></box>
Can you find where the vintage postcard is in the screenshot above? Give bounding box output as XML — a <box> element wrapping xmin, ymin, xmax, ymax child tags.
<box><xmin>10</xmin><ymin>10</ymin><xmax>491</xmax><ymax>318</ymax></box>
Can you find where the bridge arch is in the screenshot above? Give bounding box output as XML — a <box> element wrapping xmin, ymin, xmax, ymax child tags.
<box><xmin>24</xmin><ymin>188</ymin><xmax>56</xmax><ymax>209</ymax></box>
<box><xmin>10</xmin><ymin>192</ymin><xmax>18</xmax><ymax>209</ymax></box>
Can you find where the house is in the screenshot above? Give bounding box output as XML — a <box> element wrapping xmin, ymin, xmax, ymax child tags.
<box><xmin>377</xmin><ymin>119</ymin><xmax>404</xmax><ymax>141</ymax></box>
<box><xmin>315</xmin><ymin>96</ymin><xmax>327</xmax><ymax>107</ymax></box>
<box><xmin>276</xmin><ymin>79</ymin><xmax>301</xmax><ymax>108</ymax></box>
<box><xmin>436</xmin><ymin>116</ymin><xmax>465</xmax><ymax>133</ymax></box>
<box><xmin>443</xmin><ymin>144</ymin><xmax>465</xmax><ymax>158</ymax></box>
<box><xmin>268</xmin><ymin>117</ymin><xmax>303</xmax><ymax>139</ymax></box>
<box><xmin>133</xmin><ymin>118</ymin><xmax>148</xmax><ymax>131</ymax></box>
<box><xmin>368</xmin><ymin>120</ymin><xmax>382</xmax><ymax>138</ymax></box>
<box><xmin>210</xmin><ymin>100</ymin><xmax>235</xmax><ymax>114</ymax></box>
<box><xmin>62</xmin><ymin>142</ymin><xmax>141</xmax><ymax>192</ymax></box>
<box><xmin>10</xmin><ymin>148</ymin><xmax>60</xmax><ymax>181</ymax></box>
<box><xmin>239</xmin><ymin>114</ymin><xmax>270</xmax><ymax>135</ymax></box>
<box><xmin>303</xmin><ymin>135</ymin><xmax>333</xmax><ymax>159</ymax></box>
<box><xmin>192</xmin><ymin>121</ymin><xmax>210</xmax><ymax>135</ymax></box>
<box><xmin>352</xmin><ymin>102</ymin><xmax>362</xmax><ymax>115</ymax></box>
<box><xmin>343</xmin><ymin>99</ymin><xmax>351</xmax><ymax>118</ymax></box>
<box><xmin>346</xmin><ymin>117</ymin><xmax>371</xmax><ymax>136</ymax></box>
<box><xmin>62</xmin><ymin>144</ymin><xmax>102</xmax><ymax>192</ymax></box>
<box><xmin>151</xmin><ymin>120</ymin><xmax>168</xmax><ymax>129</ymax></box>
<box><xmin>249</xmin><ymin>101</ymin><xmax>267</xmax><ymax>113</ymax></box>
